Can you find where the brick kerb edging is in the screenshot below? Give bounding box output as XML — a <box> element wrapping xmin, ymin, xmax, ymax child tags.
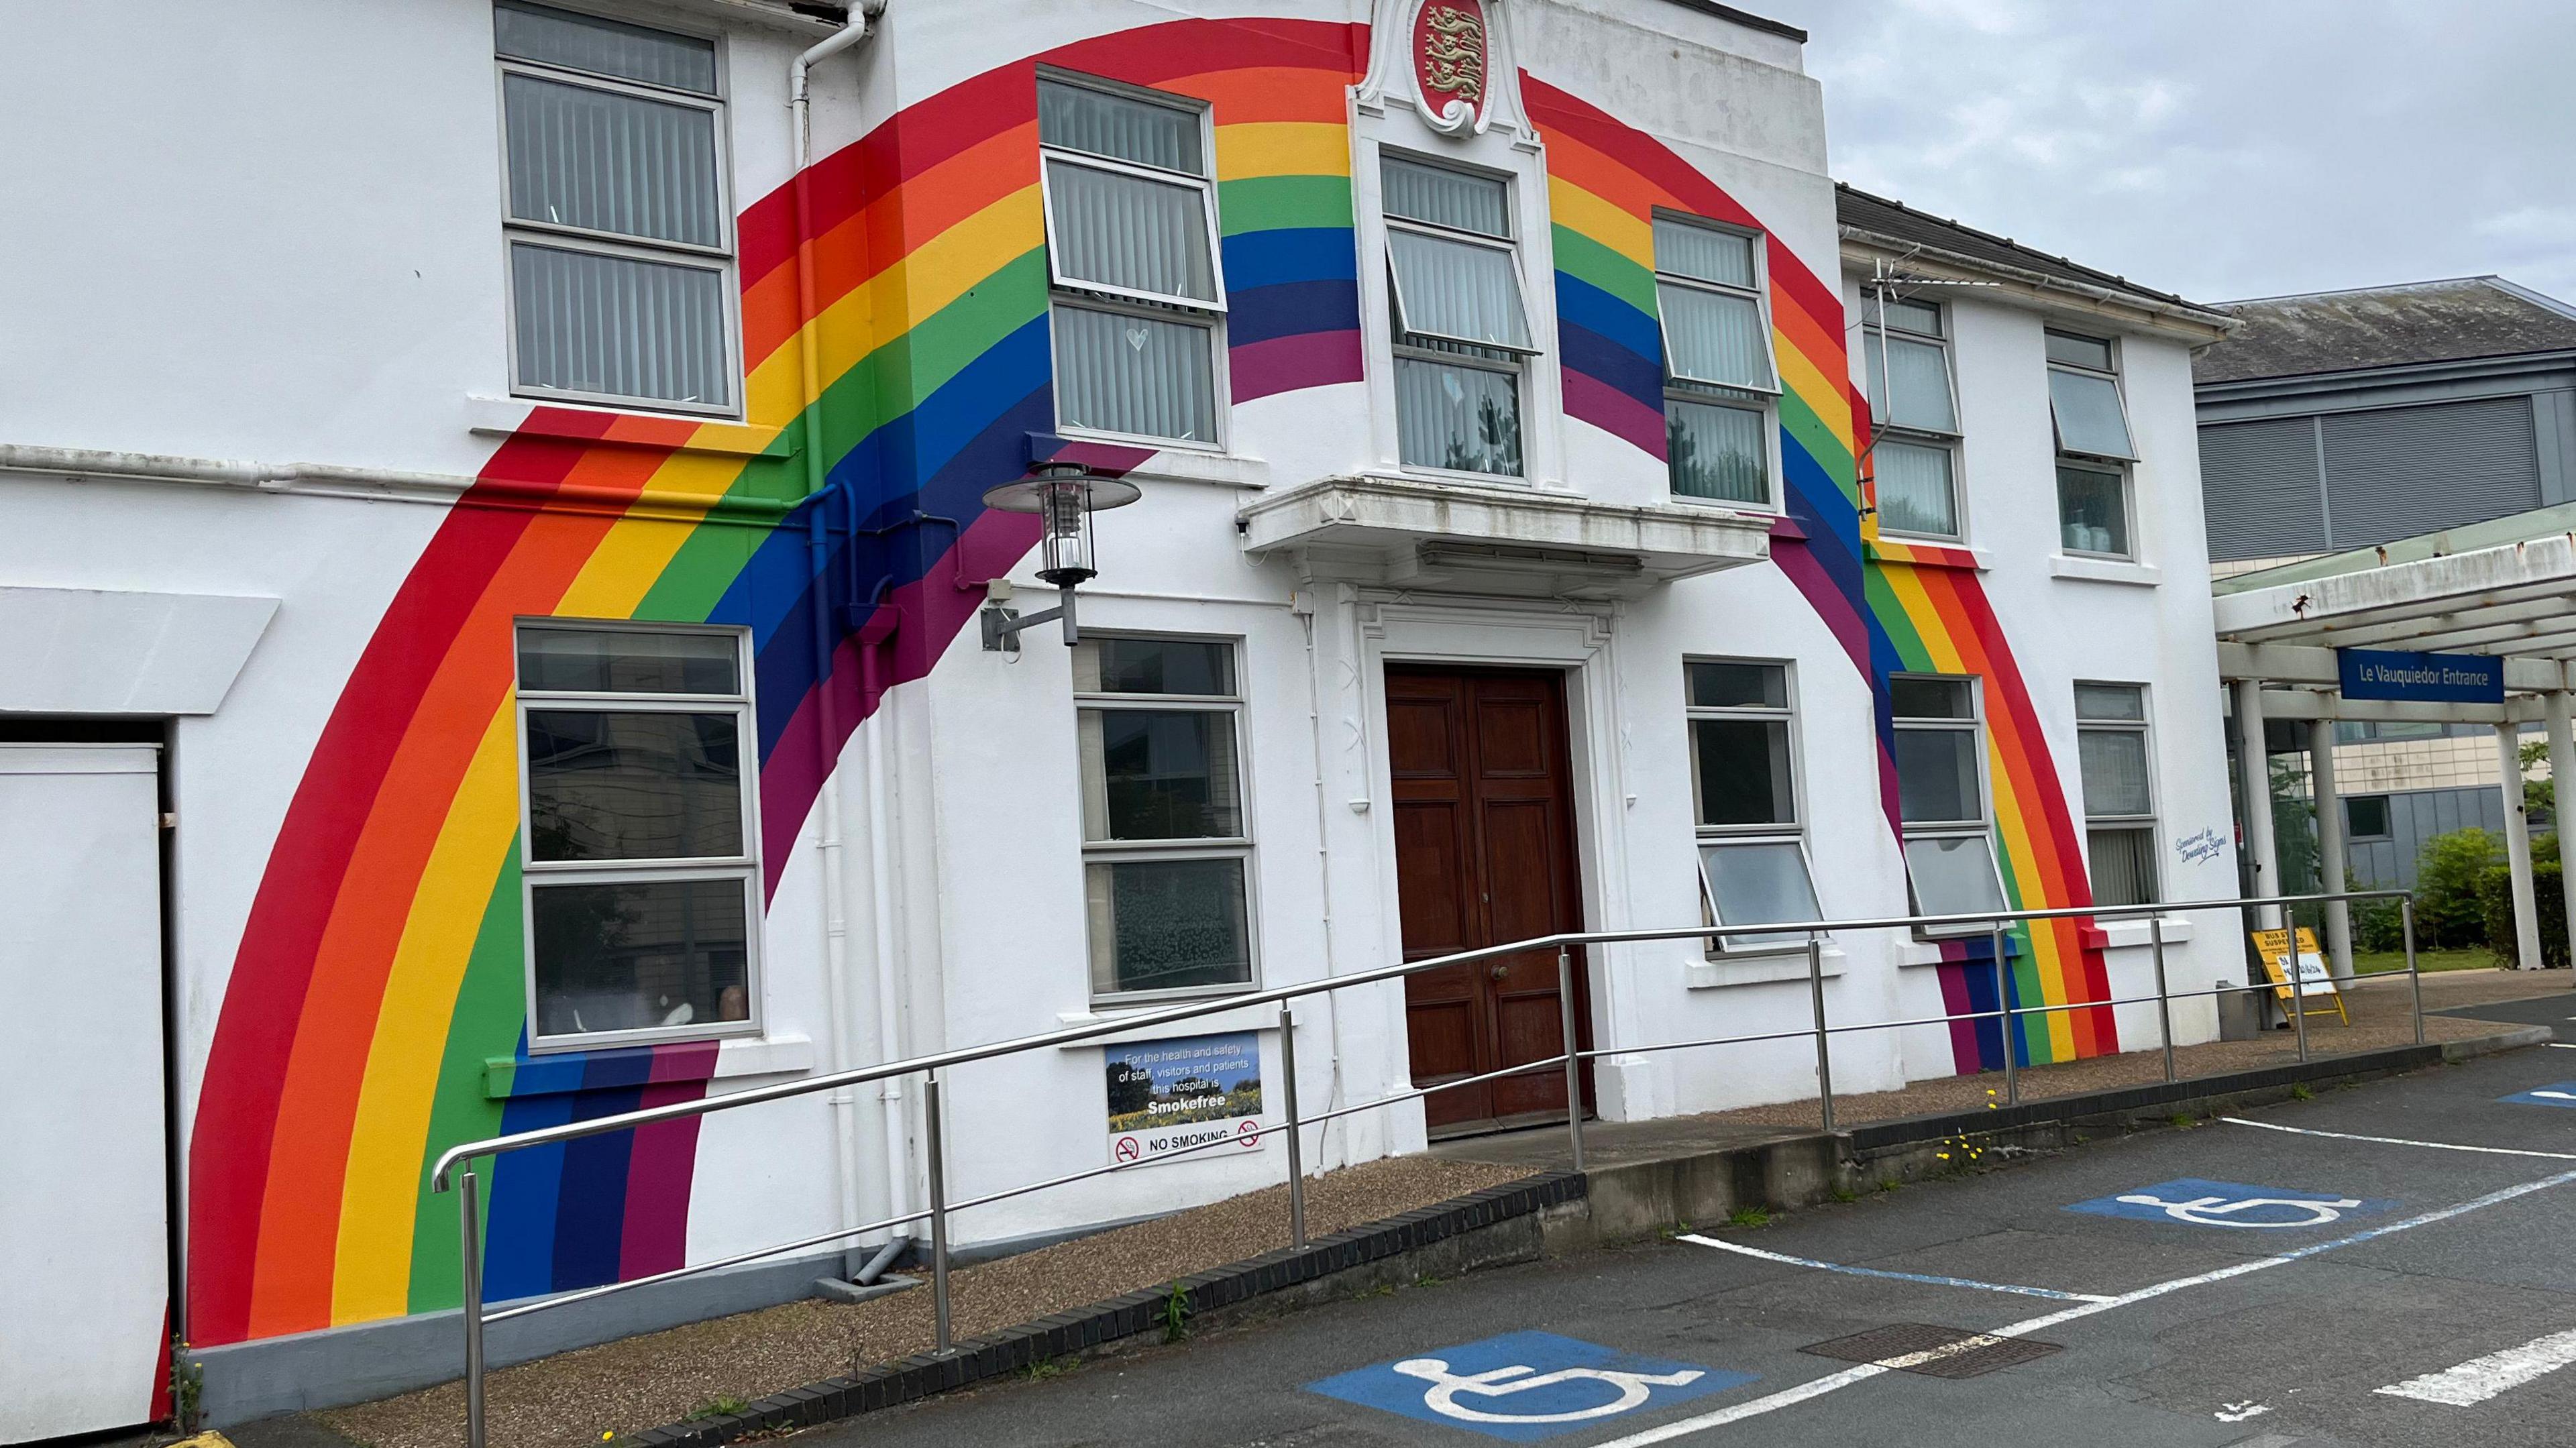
<box><xmin>624</xmin><ymin>1172</ymin><xmax>1588</xmax><ymax>1448</ymax></box>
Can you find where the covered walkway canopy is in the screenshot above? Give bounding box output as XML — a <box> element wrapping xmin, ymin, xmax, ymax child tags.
<box><xmin>2214</xmin><ymin>502</ymin><xmax>2576</xmax><ymax>975</ymax></box>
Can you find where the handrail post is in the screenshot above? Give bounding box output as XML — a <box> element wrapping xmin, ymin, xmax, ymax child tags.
<box><xmin>2149</xmin><ymin>915</ymin><xmax>2176</xmax><ymax>1084</ymax></box>
<box><xmin>1807</xmin><ymin>930</ymin><xmax>1834</xmax><ymax>1133</ymax></box>
<box><xmin>2404</xmin><ymin>897</ymin><xmax>2424</xmax><ymax>1046</ymax></box>
<box><xmin>2289</xmin><ymin>904</ymin><xmax>2312</xmax><ymax>1062</ymax></box>
<box><xmin>924</xmin><ymin>1070</ymin><xmax>951</xmax><ymax>1353</ymax></box>
<box><xmin>459</xmin><ymin>1165</ymin><xmax>486</xmax><ymax>1448</ymax></box>
<box><xmin>1992</xmin><ymin>922</ymin><xmax>2018</xmax><ymax>1105</ymax></box>
<box><xmin>1279</xmin><ymin>1002</ymin><xmax>1305</xmax><ymax>1249</ymax></box>
<box><xmin>1558</xmin><ymin>947</ymin><xmax>1585</xmax><ymax>1174</ymax></box>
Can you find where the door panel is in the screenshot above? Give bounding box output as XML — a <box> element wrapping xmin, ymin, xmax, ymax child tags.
<box><xmin>0</xmin><ymin>745</ymin><xmax>167</xmax><ymax>1441</ymax></box>
<box><xmin>1387</xmin><ymin>667</ymin><xmax>1589</xmax><ymax>1134</ymax></box>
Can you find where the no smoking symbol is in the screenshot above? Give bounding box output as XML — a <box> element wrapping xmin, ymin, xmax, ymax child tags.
<box><xmin>1239</xmin><ymin>1121</ymin><xmax>1262</xmax><ymax>1148</ymax></box>
<box><xmin>1115</xmin><ymin>1137</ymin><xmax>1141</xmax><ymax>1163</ymax></box>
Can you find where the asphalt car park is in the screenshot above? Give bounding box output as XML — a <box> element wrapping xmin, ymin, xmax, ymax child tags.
<box><xmin>810</xmin><ymin>1045</ymin><xmax>2576</xmax><ymax>1448</ymax></box>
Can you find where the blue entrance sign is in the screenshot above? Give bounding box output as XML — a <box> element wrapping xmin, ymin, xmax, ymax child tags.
<box><xmin>2500</xmin><ymin>1082</ymin><xmax>2576</xmax><ymax>1108</ymax></box>
<box><xmin>2065</xmin><ymin>1178</ymin><xmax>2398</xmax><ymax>1229</ymax></box>
<box><xmin>1308</xmin><ymin>1331</ymin><xmax>1750</xmax><ymax>1441</ymax></box>
<box><xmin>2339</xmin><ymin>648</ymin><xmax>2503</xmax><ymax>704</ymax></box>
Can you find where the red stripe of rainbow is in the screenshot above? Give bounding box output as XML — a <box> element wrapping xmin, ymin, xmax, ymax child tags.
<box><xmin>186</xmin><ymin>17</ymin><xmax>1369</xmax><ymax>1347</ymax></box>
<box><xmin>1526</xmin><ymin>73</ymin><xmax>2114</xmax><ymax>1070</ymax></box>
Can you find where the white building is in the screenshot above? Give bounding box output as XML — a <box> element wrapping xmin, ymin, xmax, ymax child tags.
<box><xmin>0</xmin><ymin>0</ymin><xmax>2240</xmax><ymax>1433</ymax></box>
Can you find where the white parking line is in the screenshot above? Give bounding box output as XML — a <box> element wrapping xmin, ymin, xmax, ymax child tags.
<box><xmin>1676</xmin><ymin>1235</ymin><xmax>2113</xmax><ymax>1302</ymax></box>
<box><xmin>2222</xmin><ymin>1116</ymin><xmax>2576</xmax><ymax>1160</ymax></box>
<box><xmin>2376</xmin><ymin>1326</ymin><xmax>2576</xmax><ymax>1406</ymax></box>
<box><xmin>1594</xmin><ymin>1166</ymin><xmax>2576</xmax><ymax>1445</ymax></box>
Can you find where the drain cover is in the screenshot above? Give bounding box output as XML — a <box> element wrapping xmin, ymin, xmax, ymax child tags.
<box><xmin>1801</xmin><ymin>1323</ymin><xmax>2061</xmax><ymax>1379</ymax></box>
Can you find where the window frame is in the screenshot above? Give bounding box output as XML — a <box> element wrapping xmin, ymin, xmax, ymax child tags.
<box><xmin>1075</xmin><ymin>631</ymin><xmax>1261</xmax><ymax>1005</ymax></box>
<box><xmin>1656</xmin><ymin>212</ymin><xmax>1781</xmax><ymax>511</ymax></box>
<box><xmin>2055</xmin><ymin>458</ymin><xmax>2135</xmax><ymax>561</ymax></box>
<box><xmin>515</xmin><ymin>618</ymin><xmax>763</xmax><ymax>1053</ymax></box>
<box><xmin>1036</xmin><ymin>70</ymin><xmax>1231</xmax><ymax>453</ymax></box>
<box><xmin>1685</xmin><ymin>657</ymin><xmax>1823</xmax><ymax>955</ymax></box>
<box><xmin>2045</xmin><ymin>327</ymin><xmax>2140</xmax><ymax>559</ymax></box>
<box><xmin>1891</xmin><ymin>672</ymin><xmax>2006</xmax><ymax>936</ymax></box>
<box><xmin>2346</xmin><ymin>794</ymin><xmax>2394</xmax><ymax>842</ymax></box>
<box><xmin>1381</xmin><ymin>148</ymin><xmax>1535</xmax><ymax>482</ymax></box>
<box><xmin>494</xmin><ymin>3</ymin><xmax>743</xmax><ymax>419</ymax></box>
<box><xmin>1861</xmin><ymin>290</ymin><xmax>1966</xmax><ymax>543</ymax></box>
<box><xmin>2074</xmin><ymin>681</ymin><xmax>2159</xmax><ymax>907</ymax></box>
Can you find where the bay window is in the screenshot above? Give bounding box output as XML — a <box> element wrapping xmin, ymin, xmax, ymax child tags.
<box><xmin>1862</xmin><ymin>294</ymin><xmax>1962</xmax><ymax>539</ymax></box>
<box><xmin>1383</xmin><ymin>154</ymin><xmax>1536</xmax><ymax>477</ymax></box>
<box><xmin>1039</xmin><ymin>76</ymin><xmax>1226</xmax><ymax>446</ymax></box>
<box><xmin>1077</xmin><ymin>635</ymin><xmax>1256</xmax><ymax>998</ymax></box>
<box><xmin>2076</xmin><ymin>683</ymin><xmax>2158</xmax><ymax>906</ymax></box>
<box><xmin>518</xmin><ymin>623</ymin><xmax>759</xmax><ymax>1048</ymax></box>
<box><xmin>1687</xmin><ymin>661</ymin><xmax>1822</xmax><ymax>950</ymax></box>
<box><xmin>2048</xmin><ymin>329</ymin><xmax>2139</xmax><ymax>558</ymax></box>
<box><xmin>497</xmin><ymin>1</ymin><xmax>736</xmax><ymax>414</ymax></box>
<box><xmin>1892</xmin><ymin>675</ymin><xmax>2006</xmax><ymax>930</ymax></box>
<box><xmin>1657</xmin><ymin>217</ymin><xmax>1779</xmax><ymax>506</ymax></box>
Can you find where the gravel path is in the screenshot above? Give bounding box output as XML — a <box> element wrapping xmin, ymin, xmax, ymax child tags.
<box><xmin>320</xmin><ymin>1156</ymin><xmax>1531</xmax><ymax>1448</ymax></box>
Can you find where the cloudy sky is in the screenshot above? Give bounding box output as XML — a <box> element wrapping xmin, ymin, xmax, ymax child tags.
<box><xmin>1746</xmin><ymin>0</ymin><xmax>2576</xmax><ymax>307</ymax></box>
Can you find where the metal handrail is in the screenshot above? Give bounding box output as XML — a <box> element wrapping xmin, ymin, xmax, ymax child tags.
<box><xmin>437</xmin><ymin>887</ymin><xmax>2416</xmax><ymax>1448</ymax></box>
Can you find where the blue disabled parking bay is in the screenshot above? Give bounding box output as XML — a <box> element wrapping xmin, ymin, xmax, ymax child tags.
<box><xmin>2500</xmin><ymin>1081</ymin><xmax>2576</xmax><ymax>1107</ymax></box>
<box><xmin>1307</xmin><ymin>1330</ymin><xmax>1752</xmax><ymax>1441</ymax></box>
<box><xmin>2065</xmin><ymin>1177</ymin><xmax>2398</xmax><ymax>1230</ymax></box>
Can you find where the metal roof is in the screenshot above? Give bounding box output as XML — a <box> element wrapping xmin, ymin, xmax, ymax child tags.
<box><xmin>2213</xmin><ymin>502</ymin><xmax>2576</xmax><ymax>696</ymax></box>
<box><xmin>2196</xmin><ymin>277</ymin><xmax>2576</xmax><ymax>385</ymax></box>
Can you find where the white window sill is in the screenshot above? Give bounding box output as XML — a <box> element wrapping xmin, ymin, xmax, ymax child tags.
<box><xmin>714</xmin><ymin>1033</ymin><xmax>817</xmax><ymax>1079</ymax></box>
<box><xmin>1111</xmin><ymin>447</ymin><xmax>1273</xmax><ymax>491</ymax></box>
<box><xmin>2050</xmin><ymin>554</ymin><xmax>2161</xmax><ymax>587</ymax></box>
<box><xmin>1056</xmin><ymin>998</ymin><xmax>1279</xmax><ymax>1046</ymax></box>
<box><xmin>2098</xmin><ymin>915</ymin><xmax>2195</xmax><ymax>948</ymax></box>
<box><xmin>1687</xmin><ymin>943</ymin><xmax>1846</xmax><ymax>989</ymax></box>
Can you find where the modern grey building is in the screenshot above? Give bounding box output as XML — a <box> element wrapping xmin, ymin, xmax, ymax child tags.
<box><xmin>2196</xmin><ymin>277</ymin><xmax>2576</xmax><ymax>887</ymax></box>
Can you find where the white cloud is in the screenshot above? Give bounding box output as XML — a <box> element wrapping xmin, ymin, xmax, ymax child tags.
<box><xmin>1751</xmin><ymin>0</ymin><xmax>2576</xmax><ymax>303</ymax></box>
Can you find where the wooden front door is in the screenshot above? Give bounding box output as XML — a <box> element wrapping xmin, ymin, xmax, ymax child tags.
<box><xmin>1385</xmin><ymin>665</ymin><xmax>1591</xmax><ymax>1135</ymax></box>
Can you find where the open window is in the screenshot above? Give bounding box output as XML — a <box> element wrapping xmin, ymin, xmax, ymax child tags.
<box><xmin>2047</xmin><ymin>329</ymin><xmax>2139</xmax><ymax>558</ymax></box>
<box><xmin>1038</xmin><ymin>76</ymin><xmax>1226</xmax><ymax>447</ymax></box>
<box><xmin>1382</xmin><ymin>154</ymin><xmax>1537</xmax><ymax>477</ymax></box>
<box><xmin>1687</xmin><ymin>660</ymin><xmax>1823</xmax><ymax>951</ymax></box>
<box><xmin>1892</xmin><ymin>675</ymin><xmax>2006</xmax><ymax>932</ymax></box>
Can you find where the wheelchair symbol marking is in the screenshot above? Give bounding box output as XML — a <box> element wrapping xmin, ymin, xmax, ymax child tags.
<box><xmin>2066</xmin><ymin>1178</ymin><xmax>2396</xmax><ymax>1230</ymax></box>
<box><xmin>1391</xmin><ymin>1357</ymin><xmax>1706</xmax><ymax>1424</ymax></box>
<box><xmin>2112</xmin><ymin>1191</ymin><xmax>2361</xmax><ymax>1228</ymax></box>
<box><xmin>1307</xmin><ymin>1331</ymin><xmax>1751</xmax><ymax>1441</ymax></box>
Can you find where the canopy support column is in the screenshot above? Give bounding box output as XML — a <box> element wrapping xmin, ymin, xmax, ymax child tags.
<box><xmin>2549</xmin><ymin>691</ymin><xmax>2576</xmax><ymax>969</ymax></box>
<box><xmin>2498</xmin><ymin>722</ymin><xmax>2544</xmax><ymax>970</ymax></box>
<box><xmin>2309</xmin><ymin>719</ymin><xmax>2353</xmax><ymax>980</ymax></box>
<box><xmin>2236</xmin><ymin>679</ymin><xmax>2284</xmax><ymax>931</ymax></box>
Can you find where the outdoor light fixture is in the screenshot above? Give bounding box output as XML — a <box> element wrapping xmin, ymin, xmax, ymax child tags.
<box><xmin>978</xmin><ymin>460</ymin><xmax>1142</xmax><ymax>652</ymax></box>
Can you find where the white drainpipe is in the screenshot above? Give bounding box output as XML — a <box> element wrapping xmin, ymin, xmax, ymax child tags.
<box><xmin>789</xmin><ymin>1</ymin><xmax>892</xmax><ymax>1276</ymax></box>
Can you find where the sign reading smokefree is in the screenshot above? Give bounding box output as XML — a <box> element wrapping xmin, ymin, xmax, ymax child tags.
<box><xmin>2339</xmin><ymin>647</ymin><xmax>2503</xmax><ymax>704</ymax></box>
<box><xmin>1105</xmin><ymin>1031</ymin><xmax>1265</xmax><ymax>1167</ymax></box>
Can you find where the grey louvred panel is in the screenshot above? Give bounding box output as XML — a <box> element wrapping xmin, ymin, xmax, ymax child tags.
<box><xmin>2198</xmin><ymin>416</ymin><xmax>2323</xmax><ymax>560</ymax></box>
<box><xmin>2322</xmin><ymin>396</ymin><xmax>2542</xmax><ymax>549</ymax></box>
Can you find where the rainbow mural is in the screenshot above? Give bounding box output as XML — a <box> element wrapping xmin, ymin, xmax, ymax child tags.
<box><xmin>186</xmin><ymin>17</ymin><xmax>1370</xmax><ymax>1347</ymax></box>
<box><xmin>1525</xmin><ymin>75</ymin><xmax>2114</xmax><ymax>1073</ymax></box>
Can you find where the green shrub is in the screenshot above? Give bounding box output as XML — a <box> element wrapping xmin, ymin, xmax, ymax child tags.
<box><xmin>2416</xmin><ymin>828</ymin><xmax>2502</xmax><ymax>948</ymax></box>
<box><xmin>2479</xmin><ymin>859</ymin><xmax>2569</xmax><ymax>969</ymax></box>
<box><xmin>2349</xmin><ymin>886</ymin><xmax>2408</xmax><ymax>953</ymax></box>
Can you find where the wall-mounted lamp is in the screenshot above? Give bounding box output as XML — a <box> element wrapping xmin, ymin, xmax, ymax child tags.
<box><xmin>978</xmin><ymin>461</ymin><xmax>1141</xmax><ymax>653</ymax></box>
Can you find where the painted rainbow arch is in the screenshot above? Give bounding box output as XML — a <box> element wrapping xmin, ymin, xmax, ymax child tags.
<box><xmin>185</xmin><ymin>16</ymin><xmax>2108</xmax><ymax>1348</ymax></box>
<box><xmin>1526</xmin><ymin>74</ymin><xmax>2114</xmax><ymax>1073</ymax></box>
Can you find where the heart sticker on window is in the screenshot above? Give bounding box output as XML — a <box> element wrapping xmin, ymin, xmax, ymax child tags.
<box><xmin>1126</xmin><ymin>327</ymin><xmax>1150</xmax><ymax>351</ymax></box>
